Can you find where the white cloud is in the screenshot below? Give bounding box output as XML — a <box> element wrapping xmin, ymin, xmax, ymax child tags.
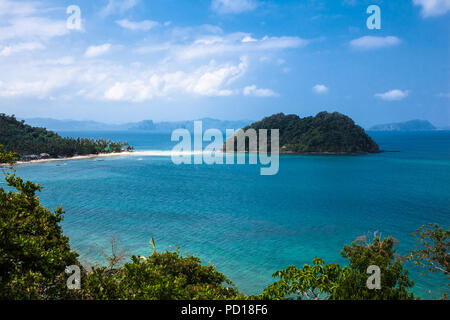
<box><xmin>193</xmin><ymin>59</ymin><xmax>247</xmax><ymax>96</ymax></box>
<box><xmin>413</xmin><ymin>0</ymin><xmax>450</xmax><ymax>17</ymax></box>
<box><xmin>134</xmin><ymin>32</ymin><xmax>307</xmax><ymax>62</ymax></box>
<box><xmin>243</xmin><ymin>85</ymin><xmax>278</xmax><ymax>97</ymax></box>
<box><xmin>0</xmin><ymin>0</ymin><xmax>69</xmax><ymax>43</ymax></box>
<box><xmin>0</xmin><ymin>44</ymin><xmax>288</xmax><ymax>102</ymax></box>
<box><xmin>437</xmin><ymin>92</ymin><xmax>450</xmax><ymax>98</ymax></box>
<box><xmin>116</xmin><ymin>19</ymin><xmax>160</xmax><ymax>31</ymax></box>
<box><xmin>84</xmin><ymin>44</ymin><xmax>112</xmax><ymax>58</ymax></box>
<box><xmin>104</xmin><ymin>58</ymin><xmax>248</xmax><ymax>101</ymax></box>
<box><xmin>49</xmin><ymin>56</ymin><xmax>75</xmax><ymax>65</ymax></box>
<box><xmin>172</xmin><ymin>33</ymin><xmax>308</xmax><ymax>60</ymax></box>
<box><xmin>0</xmin><ymin>42</ymin><xmax>45</xmax><ymax>56</ymax></box>
<box><xmin>242</xmin><ymin>35</ymin><xmax>258</xmax><ymax>43</ymax></box>
<box><xmin>0</xmin><ymin>3</ymin><xmax>305</xmax><ymax>104</ymax></box>
<box><xmin>0</xmin><ymin>64</ymin><xmax>75</xmax><ymax>98</ymax></box>
<box><xmin>0</xmin><ymin>54</ymin><xmax>253</xmax><ymax>102</ymax></box>
<box><xmin>313</xmin><ymin>84</ymin><xmax>329</xmax><ymax>94</ymax></box>
<box><xmin>0</xmin><ymin>17</ymin><xmax>67</xmax><ymax>42</ymax></box>
<box><xmin>135</xmin><ymin>43</ymin><xmax>173</xmax><ymax>54</ymax></box>
<box><xmin>375</xmin><ymin>89</ymin><xmax>409</xmax><ymax>101</ymax></box>
<box><xmin>100</xmin><ymin>0</ymin><xmax>139</xmax><ymax>17</ymax></box>
<box><xmin>350</xmin><ymin>36</ymin><xmax>401</xmax><ymax>50</ymax></box>
<box><xmin>0</xmin><ymin>0</ymin><xmax>38</xmax><ymax>17</ymax></box>
<box><xmin>211</xmin><ymin>0</ymin><xmax>258</xmax><ymax>14</ymax></box>
<box><xmin>0</xmin><ymin>58</ymin><xmax>124</xmax><ymax>99</ymax></box>
<box><xmin>0</xmin><ymin>80</ymin><xmax>61</xmax><ymax>98</ymax></box>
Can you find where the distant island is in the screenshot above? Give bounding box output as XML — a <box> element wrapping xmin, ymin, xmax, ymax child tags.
<box><xmin>0</xmin><ymin>114</ymin><xmax>133</xmax><ymax>163</ymax></box>
<box><xmin>369</xmin><ymin>120</ymin><xmax>436</xmax><ymax>131</ymax></box>
<box><xmin>23</xmin><ymin>117</ymin><xmax>252</xmax><ymax>133</ymax></box>
<box><xmin>224</xmin><ymin>112</ymin><xmax>380</xmax><ymax>154</ymax></box>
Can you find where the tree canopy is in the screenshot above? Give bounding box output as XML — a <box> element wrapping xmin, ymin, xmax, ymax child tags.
<box><xmin>225</xmin><ymin>112</ymin><xmax>380</xmax><ymax>154</ymax></box>
<box><xmin>0</xmin><ymin>168</ymin><xmax>79</xmax><ymax>299</ymax></box>
<box><xmin>257</xmin><ymin>235</ymin><xmax>415</xmax><ymax>300</ymax></box>
<box><xmin>0</xmin><ymin>113</ymin><xmax>131</xmax><ymax>160</ymax></box>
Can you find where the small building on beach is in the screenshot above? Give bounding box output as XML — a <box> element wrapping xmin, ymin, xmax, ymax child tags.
<box><xmin>20</xmin><ymin>155</ymin><xmax>39</xmax><ymax>162</ymax></box>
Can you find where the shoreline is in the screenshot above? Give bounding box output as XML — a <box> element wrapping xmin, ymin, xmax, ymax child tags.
<box><xmin>3</xmin><ymin>149</ymin><xmax>401</xmax><ymax>167</ymax></box>
<box><xmin>10</xmin><ymin>152</ymin><xmax>133</xmax><ymax>166</ymax></box>
<box><xmin>279</xmin><ymin>150</ymin><xmax>400</xmax><ymax>155</ymax></box>
<box><xmin>6</xmin><ymin>150</ymin><xmax>212</xmax><ymax>166</ymax></box>
<box><xmin>221</xmin><ymin>150</ymin><xmax>399</xmax><ymax>155</ymax></box>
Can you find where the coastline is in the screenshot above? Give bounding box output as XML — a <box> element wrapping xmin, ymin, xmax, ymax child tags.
<box><xmin>221</xmin><ymin>150</ymin><xmax>397</xmax><ymax>155</ymax></box>
<box><xmin>2</xmin><ymin>149</ymin><xmax>401</xmax><ymax>167</ymax></box>
<box><xmin>10</xmin><ymin>152</ymin><xmax>134</xmax><ymax>166</ymax></box>
<box><xmin>278</xmin><ymin>150</ymin><xmax>399</xmax><ymax>155</ymax></box>
<box><xmin>5</xmin><ymin>150</ymin><xmax>212</xmax><ymax>166</ymax></box>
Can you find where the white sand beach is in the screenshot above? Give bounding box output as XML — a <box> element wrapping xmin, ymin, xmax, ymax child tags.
<box><xmin>10</xmin><ymin>150</ymin><xmax>217</xmax><ymax>166</ymax></box>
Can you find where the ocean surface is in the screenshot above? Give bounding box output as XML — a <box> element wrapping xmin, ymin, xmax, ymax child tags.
<box><xmin>11</xmin><ymin>130</ymin><xmax>450</xmax><ymax>299</ymax></box>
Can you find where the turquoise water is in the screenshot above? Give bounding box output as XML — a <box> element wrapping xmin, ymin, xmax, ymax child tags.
<box><xmin>11</xmin><ymin>130</ymin><xmax>450</xmax><ymax>299</ymax></box>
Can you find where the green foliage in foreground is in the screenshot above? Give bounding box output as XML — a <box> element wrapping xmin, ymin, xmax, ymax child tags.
<box><xmin>0</xmin><ymin>114</ymin><xmax>131</xmax><ymax>160</ymax></box>
<box><xmin>0</xmin><ymin>156</ymin><xmax>241</xmax><ymax>300</ymax></box>
<box><xmin>0</xmin><ymin>148</ymin><xmax>447</xmax><ymax>300</ymax></box>
<box><xmin>79</xmin><ymin>251</ymin><xmax>241</xmax><ymax>300</ymax></box>
<box><xmin>0</xmin><ymin>169</ymin><xmax>79</xmax><ymax>299</ymax></box>
<box><xmin>256</xmin><ymin>235</ymin><xmax>415</xmax><ymax>300</ymax></box>
<box><xmin>409</xmin><ymin>224</ymin><xmax>449</xmax><ymax>275</ymax></box>
<box><xmin>336</xmin><ymin>236</ymin><xmax>414</xmax><ymax>300</ymax></box>
<box><xmin>255</xmin><ymin>257</ymin><xmax>344</xmax><ymax>300</ymax></box>
<box><xmin>409</xmin><ymin>223</ymin><xmax>449</xmax><ymax>299</ymax></box>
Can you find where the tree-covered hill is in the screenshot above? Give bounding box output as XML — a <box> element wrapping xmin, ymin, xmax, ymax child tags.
<box><xmin>225</xmin><ymin>112</ymin><xmax>380</xmax><ymax>154</ymax></box>
<box><xmin>0</xmin><ymin>113</ymin><xmax>131</xmax><ymax>159</ymax></box>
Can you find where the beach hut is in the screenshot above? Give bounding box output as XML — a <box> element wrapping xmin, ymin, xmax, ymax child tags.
<box><xmin>21</xmin><ymin>155</ymin><xmax>39</xmax><ymax>162</ymax></box>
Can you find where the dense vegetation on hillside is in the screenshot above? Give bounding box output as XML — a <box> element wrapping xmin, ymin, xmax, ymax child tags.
<box><xmin>0</xmin><ymin>148</ymin><xmax>447</xmax><ymax>300</ymax></box>
<box><xmin>0</xmin><ymin>114</ymin><xmax>131</xmax><ymax>160</ymax></box>
<box><xmin>225</xmin><ymin>112</ymin><xmax>380</xmax><ymax>154</ymax></box>
<box><xmin>258</xmin><ymin>236</ymin><xmax>416</xmax><ymax>300</ymax></box>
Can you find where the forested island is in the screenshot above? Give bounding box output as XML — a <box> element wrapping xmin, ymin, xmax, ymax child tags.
<box><xmin>224</xmin><ymin>112</ymin><xmax>380</xmax><ymax>154</ymax></box>
<box><xmin>369</xmin><ymin>119</ymin><xmax>436</xmax><ymax>131</ymax></box>
<box><xmin>0</xmin><ymin>114</ymin><xmax>133</xmax><ymax>162</ymax></box>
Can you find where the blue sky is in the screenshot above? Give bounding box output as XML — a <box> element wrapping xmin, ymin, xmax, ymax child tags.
<box><xmin>0</xmin><ymin>0</ymin><xmax>449</xmax><ymax>127</ymax></box>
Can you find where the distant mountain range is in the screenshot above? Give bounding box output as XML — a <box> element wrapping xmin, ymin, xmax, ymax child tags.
<box><xmin>22</xmin><ymin>118</ymin><xmax>252</xmax><ymax>133</ymax></box>
<box><xmin>369</xmin><ymin>120</ymin><xmax>437</xmax><ymax>131</ymax></box>
<box><xmin>20</xmin><ymin>117</ymin><xmax>448</xmax><ymax>133</ymax></box>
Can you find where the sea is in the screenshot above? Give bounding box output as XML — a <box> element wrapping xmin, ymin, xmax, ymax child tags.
<box><xmin>10</xmin><ymin>130</ymin><xmax>450</xmax><ymax>299</ymax></box>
